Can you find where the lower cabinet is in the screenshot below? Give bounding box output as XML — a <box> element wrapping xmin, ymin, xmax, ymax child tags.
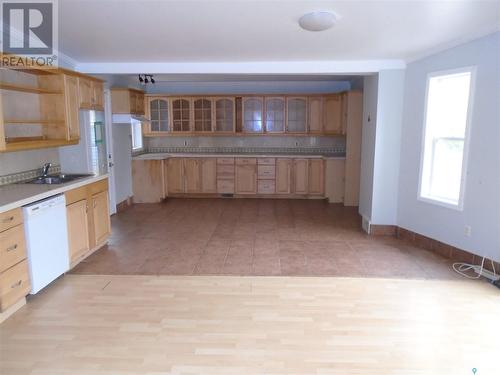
<box><xmin>0</xmin><ymin>208</ymin><xmax>30</xmax><ymax>317</ymax></box>
<box><xmin>65</xmin><ymin>179</ymin><xmax>111</xmax><ymax>266</ymax></box>
<box><xmin>308</xmin><ymin>159</ymin><xmax>324</xmax><ymax>195</ymax></box>
<box><xmin>184</xmin><ymin>159</ymin><xmax>202</xmax><ymax>193</ymax></box>
<box><xmin>132</xmin><ymin>160</ymin><xmax>165</xmax><ymax>203</ymax></box>
<box><xmin>167</xmin><ymin>158</ymin><xmax>184</xmax><ymax>194</ymax></box>
<box><xmin>201</xmin><ymin>158</ymin><xmax>217</xmax><ymax>193</ymax></box>
<box><xmin>92</xmin><ymin>190</ymin><xmax>111</xmax><ymax>246</ymax></box>
<box><xmin>293</xmin><ymin>159</ymin><xmax>309</xmax><ymax>194</ymax></box>
<box><xmin>235</xmin><ymin>159</ymin><xmax>257</xmax><ymax>194</ymax></box>
<box><xmin>275</xmin><ymin>159</ymin><xmax>292</xmax><ymax>194</ymax></box>
<box><xmin>157</xmin><ymin>156</ymin><xmax>326</xmax><ymax>198</ymax></box>
<box><xmin>66</xmin><ymin>199</ymin><xmax>90</xmax><ymax>262</ymax></box>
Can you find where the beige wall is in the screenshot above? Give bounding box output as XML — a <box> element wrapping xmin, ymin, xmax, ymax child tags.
<box><xmin>0</xmin><ymin>148</ymin><xmax>60</xmax><ymax>176</ymax></box>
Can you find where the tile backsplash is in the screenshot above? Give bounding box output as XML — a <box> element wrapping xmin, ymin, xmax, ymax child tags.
<box><xmin>146</xmin><ymin>135</ymin><xmax>345</xmax><ymax>150</ymax></box>
<box><xmin>0</xmin><ymin>164</ymin><xmax>61</xmax><ymax>186</ymax></box>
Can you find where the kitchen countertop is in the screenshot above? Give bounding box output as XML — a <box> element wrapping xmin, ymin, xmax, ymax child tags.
<box><xmin>133</xmin><ymin>153</ymin><xmax>346</xmax><ymax>161</ymax></box>
<box><xmin>0</xmin><ymin>174</ymin><xmax>109</xmax><ymax>214</ymax></box>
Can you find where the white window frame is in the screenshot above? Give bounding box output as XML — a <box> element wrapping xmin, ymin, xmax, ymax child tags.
<box><xmin>131</xmin><ymin>120</ymin><xmax>144</xmax><ymax>151</ymax></box>
<box><xmin>417</xmin><ymin>66</ymin><xmax>476</xmax><ymax>211</ymax></box>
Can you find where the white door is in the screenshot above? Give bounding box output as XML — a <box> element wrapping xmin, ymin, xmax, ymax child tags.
<box><xmin>104</xmin><ymin>89</ymin><xmax>117</xmax><ymax>215</ymax></box>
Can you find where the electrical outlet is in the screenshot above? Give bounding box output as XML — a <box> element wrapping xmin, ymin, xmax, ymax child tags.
<box><xmin>464</xmin><ymin>225</ymin><xmax>472</xmax><ymax>237</ymax></box>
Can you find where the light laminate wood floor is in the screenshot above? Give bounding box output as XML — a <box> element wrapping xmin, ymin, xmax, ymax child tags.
<box><xmin>1</xmin><ymin>274</ymin><xmax>499</xmax><ymax>374</ymax></box>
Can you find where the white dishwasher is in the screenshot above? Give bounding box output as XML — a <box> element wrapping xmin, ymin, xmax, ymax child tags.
<box><xmin>23</xmin><ymin>194</ymin><xmax>70</xmax><ymax>294</ymax></box>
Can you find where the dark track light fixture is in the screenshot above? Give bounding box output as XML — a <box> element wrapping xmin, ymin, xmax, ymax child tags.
<box><xmin>138</xmin><ymin>74</ymin><xmax>155</xmax><ymax>85</ymax></box>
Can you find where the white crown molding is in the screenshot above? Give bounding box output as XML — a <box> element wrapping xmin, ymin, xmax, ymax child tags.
<box><xmin>405</xmin><ymin>28</ymin><xmax>500</xmax><ymax>64</ymax></box>
<box><xmin>75</xmin><ymin>60</ymin><xmax>406</xmax><ymax>75</ymax></box>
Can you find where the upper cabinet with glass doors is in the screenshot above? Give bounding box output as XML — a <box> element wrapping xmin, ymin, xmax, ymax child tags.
<box><xmin>286</xmin><ymin>97</ymin><xmax>307</xmax><ymax>133</ymax></box>
<box><xmin>139</xmin><ymin>93</ymin><xmax>356</xmax><ymax>136</ymax></box>
<box><xmin>242</xmin><ymin>97</ymin><xmax>264</xmax><ymax>133</ymax></box>
<box><xmin>172</xmin><ymin>98</ymin><xmax>191</xmax><ymax>132</ymax></box>
<box><xmin>264</xmin><ymin>97</ymin><xmax>285</xmax><ymax>133</ymax></box>
<box><xmin>214</xmin><ymin>97</ymin><xmax>235</xmax><ymax>132</ymax></box>
<box><xmin>147</xmin><ymin>97</ymin><xmax>169</xmax><ymax>134</ymax></box>
<box><xmin>193</xmin><ymin>98</ymin><xmax>213</xmax><ymax>132</ymax></box>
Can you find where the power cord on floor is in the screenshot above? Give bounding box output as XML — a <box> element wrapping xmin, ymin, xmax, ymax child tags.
<box><xmin>452</xmin><ymin>256</ymin><xmax>498</xmax><ymax>281</ymax></box>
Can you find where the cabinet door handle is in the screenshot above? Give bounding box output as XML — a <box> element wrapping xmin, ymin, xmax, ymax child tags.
<box><xmin>2</xmin><ymin>216</ymin><xmax>14</xmax><ymax>223</ymax></box>
<box><xmin>11</xmin><ymin>280</ymin><xmax>22</xmax><ymax>289</ymax></box>
<box><xmin>6</xmin><ymin>244</ymin><xmax>18</xmax><ymax>252</ymax></box>
<box><xmin>93</xmin><ymin>200</ymin><xmax>97</xmax><ymax>208</ymax></box>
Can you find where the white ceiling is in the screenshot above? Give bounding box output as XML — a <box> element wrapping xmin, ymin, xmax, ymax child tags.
<box><xmin>59</xmin><ymin>0</ymin><xmax>499</xmax><ymax>67</ymax></box>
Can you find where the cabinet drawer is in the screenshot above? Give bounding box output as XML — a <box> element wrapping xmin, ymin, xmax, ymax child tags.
<box><xmin>258</xmin><ymin>180</ymin><xmax>275</xmax><ymax>194</ymax></box>
<box><xmin>65</xmin><ymin>185</ymin><xmax>87</xmax><ymax>205</ymax></box>
<box><xmin>0</xmin><ymin>208</ymin><xmax>22</xmax><ymax>233</ymax></box>
<box><xmin>216</xmin><ymin>165</ymin><xmax>235</xmax><ymax>179</ymax></box>
<box><xmin>217</xmin><ymin>180</ymin><xmax>234</xmax><ymax>194</ymax></box>
<box><xmin>258</xmin><ymin>165</ymin><xmax>276</xmax><ymax>179</ymax></box>
<box><xmin>89</xmin><ymin>179</ymin><xmax>109</xmax><ymax>195</ymax></box>
<box><xmin>217</xmin><ymin>158</ymin><xmax>235</xmax><ymax>165</ymax></box>
<box><xmin>0</xmin><ymin>259</ymin><xmax>30</xmax><ymax>312</ymax></box>
<box><xmin>258</xmin><ymin>158</ymin><xmax>275</xmax><ymax>165</ymax></box>
<box><xmin>0</xmin><ymin>225</ymin><xmax>26</xmax><ymax>273</ymax></box>
<box><xmin>236</xmin><ymin>158</ymin><xmax>257</xmax><ymax>165</ymax></box>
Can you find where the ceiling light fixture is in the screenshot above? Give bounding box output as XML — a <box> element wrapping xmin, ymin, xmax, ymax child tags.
<box><xmin>138</xmin><ymin>74</ymin><xmax>155</xmax><ymax>85</ymax></box>
<box><xmin>299</xmin><ymin>11</ymin><xmax>337</xmax><ymax>32</ymax></box>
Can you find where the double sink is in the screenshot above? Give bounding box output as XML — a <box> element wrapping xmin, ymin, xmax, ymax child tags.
<box><xmin>23</xmin><ymin>173</ymin><xmax>94</xmax><ymax>185</ymax></box>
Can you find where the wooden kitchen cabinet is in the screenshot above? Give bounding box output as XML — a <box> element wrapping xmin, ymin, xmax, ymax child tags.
<box><xmin>201</xmin><ymin>158</ymin><xmax>217</xmax><ymax>193</ymax></box>
<box><xmin>0</xmin><ymin>208</ymin><xmax>30</xmax><ymax>318</ymax></box>
<box><xmin>167</xmin><ymin>158</ymin><xmax>185</xmax><ymax>194</ymax></box>
<box><xmin>264</xmin><ymin>97</ymin><xmax>285</xmax><ymax>133</ymax></box>
<box><xmin>308</xmin><ymin>159</ymin><xmax>324</xmax><ymax>195</ymax></box>
<box><xmin>293</xmin><ymin>159</ymin><xmax>309</xmax><ymax>194</ymax></box>
<box><xmin>184</xmin><ymin>159</ymin><xmax>202</xmax><ymax>193</ymax></box>
<box><xmin>323</xmin><ymin>95</ymin><xmax>342</xmax><ymax>134</ymax></box>
<box><xmin>307</xmin><ymin>96</ymin><xmax>323</xmax><ymax>133</ymax></box>
<box><xmin>66</xmin><ymin>199</ymin><xmax>90</xmax><ymax>263</ymax></box>
<box><xmin>242</xmin><ymin>97</ymin><xmax>263</xmax><ymax>133</ymax></box>
<box><xmin>65</xmin><ymin>178</ymin><xmax>110</xmax><ymax>267</ymax></box>
<box><xmin>92</xmin><ymin>190</ymin><xmax>111</xmax><ymax>246</ymax></box>
<box><xmin>92</xmin><ymin>81</ymin><xmax>104</xmax><ymax>110</ymax></box>
<box><xmin>286</xmin><ymin>97</ymin><xmax>307</xmax><ymax>133</ymax></box>
<box><xmin>235</xmin><ymin>158</ymin><xmax>257</xmax><ymax>194</ymax></box>
<box><xmin>111</xmin><ymin>88</ymin><xmax>145</xmax><ymax>115</ymax></box>
<box><xmin>132</xmin><ymin>159</ymin><xmax>165</xmax><ymax>203</ymax></box>
<box><xmin>79</xmin><ymin>77</ymin><xmax>104</xmax><ymax>111</ymax></box>
<box><xmin>275</xmin><ymin>159</ymin><xmax>292</xmax><ymax>194</ymax></box>
<box><xmin>214</xmin><ymin>97</ymin><xmax>235</xmax><ymax>132</ymax></box>
<box><xmin>193</xmin><ymin>98</ymin><xmax>213</xmax><ymax>132</ymax></box>
<box><xmin>63</xmin><ymin>74</ymin><xmax>80</xmax><ymax>141</ymax></box>
<box><xmin>146</xmin><ymin>97</ymin><xmax>170</xmax><ymax>134</ymax></box>
<box><xmin>0</xmin><ymin>260</ymin><xmax>30</xmax><ymax>313</ymax></box>
<box><xmin>172</xmin><ymin>98</ymin><xmax>192</xmax><ymax>132</ymax></box>
<box><xmin>78</xmin><ymin>77</ymin><xmax>93</xmax><ymax>109</ymax></box>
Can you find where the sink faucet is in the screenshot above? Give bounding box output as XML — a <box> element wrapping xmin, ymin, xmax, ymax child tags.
<box><xmin>41</xmin><ymin>163</ymin><xmax>52</xmax><ymax>177</ymax></box>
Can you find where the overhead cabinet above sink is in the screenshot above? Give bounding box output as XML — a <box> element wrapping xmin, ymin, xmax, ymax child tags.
<box><xmin>0</xmin><ymin>60</ymin><xmax>105</xmax><ymax>153</ymax></box>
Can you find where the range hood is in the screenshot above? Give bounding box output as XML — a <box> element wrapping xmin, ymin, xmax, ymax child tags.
<box><xmin>112</xmin><ymin>114</ymin><xmax>150</xmax><ymax>124</ymax></box>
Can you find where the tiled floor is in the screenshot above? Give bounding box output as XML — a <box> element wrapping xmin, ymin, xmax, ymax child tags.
<box><xmin>71</xmin><ymin>198</ymin><xmax>460</xmax><ymax>279</ymax></box>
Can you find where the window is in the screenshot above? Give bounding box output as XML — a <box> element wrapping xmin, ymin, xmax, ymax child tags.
<box><xmin>131</xmin><ymin>120</ymin><xmax>143</xmax><ymax>151</ymax></box>
<box><xmin>419</xmin><ymin>67</ymin><xmax>475</xmax><ymax>209</ymax></box>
